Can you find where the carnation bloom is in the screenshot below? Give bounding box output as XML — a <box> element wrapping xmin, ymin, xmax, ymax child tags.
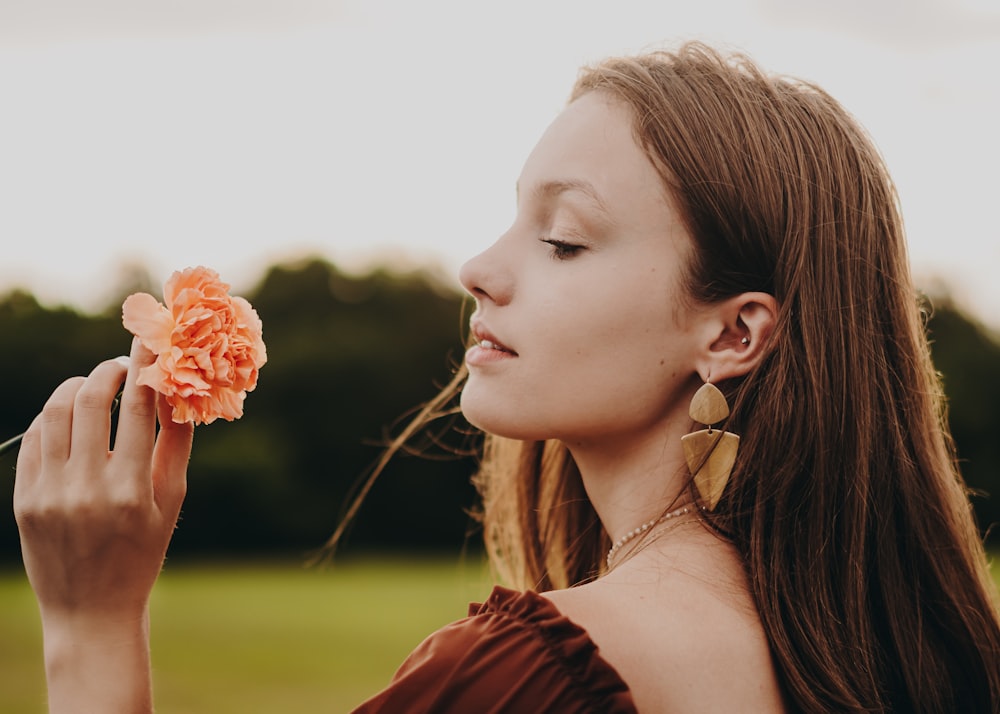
<box><xmin>122</xmin><ymin>266</ymin><xmax>267</xmax><ymax>425</ymax></box>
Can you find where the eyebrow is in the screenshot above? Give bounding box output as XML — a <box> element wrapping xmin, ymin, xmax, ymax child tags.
<box><xmin>518</xmin><ymin>179</ymin><xmax>613</xmax><ymax>220</ymax></box>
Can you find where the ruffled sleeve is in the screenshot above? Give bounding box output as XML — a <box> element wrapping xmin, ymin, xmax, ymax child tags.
<box><xmin>352</xmin><ymin>586</ymin><xmax>636</xmax><ymax>713</ymax></box>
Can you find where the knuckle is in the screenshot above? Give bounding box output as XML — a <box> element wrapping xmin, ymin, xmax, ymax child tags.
<box><xmin>105</xmin><ymin>475</ymin><xmax>147</xmax><ymax>510</ymax></box>
<box><xmin>13</xmin><ymin>507</ymin><xmax>42</xmax><ymax>533</ymax></box>
<box><xmin>13</xmin><ymin>493</ymin><xmax>59</xmax><ymax>531</ymax></box>
<box><xmin>41</xmin><ymin>377</ymin><xmax>86</xmax><ymax>422</ymax></box>
<box><xmin>40</xmin><ymin>401</ymin><xmax>73</xmax><ymax>425</ymax></box>
<box><xmin>110</xmin><ymin>485</ymin><xmax>143</xmax><ymax>509</ymax></box>
<box><xmin>61</xmin><ymin>485</ymin><xmax>98</xmax><ymax>516</ymax></box>
<box><xmin>75</xmin><ymin>389</ymin><xmax>107</xmax><ymax>413</ymax></box>
<box><xmin>110</xmin><ymin>494</ymin><xmax>147</xmax><ymax>525</ymax></box>
<box><xmin>123</xmin><ymin>398</ymin><xmax>156</xmax><ymax>419</ymax></box>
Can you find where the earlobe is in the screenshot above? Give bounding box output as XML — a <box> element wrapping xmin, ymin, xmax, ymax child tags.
<box><xmin>701</xmin><ymin>292</ymin><xmax>778</xmax><ymax>381</ymax></box>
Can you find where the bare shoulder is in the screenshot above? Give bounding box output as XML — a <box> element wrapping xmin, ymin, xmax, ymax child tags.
<box><xmin>543</xmin><ymin>537</ymin><xmax>787</xmax><ymax>712</ymax></box>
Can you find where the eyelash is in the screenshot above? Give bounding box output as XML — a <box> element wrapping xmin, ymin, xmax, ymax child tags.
<box><xmin>541</xmin><ymin>238</ymin><xmax>584</xmax><ymax>260</ymax></box>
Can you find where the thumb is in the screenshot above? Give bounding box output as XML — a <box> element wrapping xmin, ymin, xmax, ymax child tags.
<box><xmin>151</xmin><ymin>394</ymin><xmax>193</xmax><ymax>521</ymax></box>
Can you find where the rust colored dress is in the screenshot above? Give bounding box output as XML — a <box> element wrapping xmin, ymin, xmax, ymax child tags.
<box><xmin>353</xmin><ymin>586</ymin><xmax>638</xmax><ymax>713</ymax></box>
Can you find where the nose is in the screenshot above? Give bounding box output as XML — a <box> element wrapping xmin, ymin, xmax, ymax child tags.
<box><xmin>458</xmin><ymin>236</ymin><xmax>513</xmax><ymax>306</ymax></box>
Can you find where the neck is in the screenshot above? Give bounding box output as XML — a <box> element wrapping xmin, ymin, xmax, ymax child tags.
<box><xmin>564</xmin><ymin>418</ymin><xmax>694</xmax><ymax>548</ymax></box>
<box><xmin>605</xmin><ymin>501</ymin><xmax>701</xmax><ymax>568</ymax></box>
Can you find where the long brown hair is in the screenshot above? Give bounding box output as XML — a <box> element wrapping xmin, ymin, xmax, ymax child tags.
<box><xmin>472</xmin><ymin>44</ymin><xmax>1000</xmax><ymax>712</ymax></box>
<box><xmin>330</xmin><ymin>42</ymin><xmax>1000</xmax><ymax>712</ymax></box>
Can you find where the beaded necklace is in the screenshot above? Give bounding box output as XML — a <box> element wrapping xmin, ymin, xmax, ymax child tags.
<box><xmin>605</xmin><ymin>504</ymin><xmax>697</xmax><ymax>568</ymax></box>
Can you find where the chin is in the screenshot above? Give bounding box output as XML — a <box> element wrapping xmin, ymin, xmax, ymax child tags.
<box><xmin>459</xmin><ymin>389</ymin><xmax>501</xmax><ymax>434</ymax></box>
<box><xmin>460</xmin><ymin>389</ymin><xmax>543</xmax><ymax>441</ymax></box>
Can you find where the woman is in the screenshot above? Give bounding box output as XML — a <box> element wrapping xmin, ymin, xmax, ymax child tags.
<box><xmin>14</xmin><ymin>43</ymin><xmax>1000</xmax><ymax>712</ymax></box>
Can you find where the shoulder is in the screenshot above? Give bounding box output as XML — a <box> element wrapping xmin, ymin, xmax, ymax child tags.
<box><xmin>353</xmin><ymin>586</ymin><xmax>636</xmax><ymax>714</ymax></box>
<box><xmin>544</xmin><ymin>548</ymin><xmax>787</xmax><ymax>712</ymax></box>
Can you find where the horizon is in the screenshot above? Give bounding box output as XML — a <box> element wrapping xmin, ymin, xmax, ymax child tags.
<box><xmin>2</xmin><ymin>0</ymin><xmax>998</xmax><ymax>327</ymax></box>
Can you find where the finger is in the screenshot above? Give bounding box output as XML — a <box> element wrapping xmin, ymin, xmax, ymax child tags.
<box><xmin>71</xmin><ymin>357</ymin><xmax>131</xmax><ymax>462</ymax></box>
<box><xmin>13</xmin><ymin>414</ymin><xmax>43</xmax><ymax>511</ymax></box>
<box><xmin>113</xmin><ymin>338</ymin><xmax>158</xmax><ymax>474</ymax></box>
<box><xmin>152</xmin><ymin>394</ymin><xmax>192</xmax><ymax>521</ymax></box>
<box><xmin>39</xmin><ymin>376</ymin><xmax>86</xmax><ymax>467</ymax></box>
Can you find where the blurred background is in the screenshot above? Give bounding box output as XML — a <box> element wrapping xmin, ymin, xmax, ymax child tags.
<box><xmin>1</xmin><ymin>0</ymin><xmax>998</xmax><ymax>711</ymax></box>
<box><xmin>0</xmin><ymin>259</ymin><xmax>479</xmax><ymax>558</ymax></box>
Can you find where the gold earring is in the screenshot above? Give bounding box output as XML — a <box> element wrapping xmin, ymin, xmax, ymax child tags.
<box><xmin>681</xmin><ymin>381</ymin><xmax>739</xmax><ymax>510</ymax></box>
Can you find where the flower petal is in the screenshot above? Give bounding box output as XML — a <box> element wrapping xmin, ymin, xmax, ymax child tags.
<box><xmin>122</xmin><ymin>293</ymin><xmax>174</xmax><ymax>354</ymax></box>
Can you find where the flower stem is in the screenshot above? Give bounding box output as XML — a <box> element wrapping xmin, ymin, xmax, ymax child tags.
<box><xmin>0</xmin><ymin>432</ymin><xmax>23</xmax><ymax>458</ymax></box>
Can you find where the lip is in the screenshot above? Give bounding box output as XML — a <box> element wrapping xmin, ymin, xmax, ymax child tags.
<box><xmin>467</xmin><ymin>317</ymin><xmax>518</xmax><ymax>366</ymax></box>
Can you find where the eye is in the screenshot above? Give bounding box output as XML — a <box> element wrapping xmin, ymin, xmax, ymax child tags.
<box><xmin>540</xmin><ymin>238</ymin><xmax>585</xmax><ymax>260</ymax></box>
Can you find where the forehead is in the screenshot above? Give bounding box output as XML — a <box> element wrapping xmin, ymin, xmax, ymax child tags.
<box><xmin>516</xmin><ymin>92</ymin><xmax>675</xmax><ymax>222</ymax></box>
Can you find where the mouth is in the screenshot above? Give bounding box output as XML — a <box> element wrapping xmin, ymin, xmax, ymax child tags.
<box><xmin>470</xmin><ymin>319</ymin><xmax>518</xmax><ymax>357</ymax></box>
<box><xmin>477</xmin><ymin>338</ymin><xmax>516</xmax><ymax>355</ymax></box>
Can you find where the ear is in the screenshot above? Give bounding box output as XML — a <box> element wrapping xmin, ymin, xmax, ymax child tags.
<box><xmin>696</xmin><ymin>292</ymin><xmax>778</xmax><ymax>382</ymax></box>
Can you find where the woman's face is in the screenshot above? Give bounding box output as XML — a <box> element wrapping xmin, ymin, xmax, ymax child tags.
<box><xmin>459</xmin><ymin>91</ymin><xmax>704</xmax><ymax>448</ymax></box>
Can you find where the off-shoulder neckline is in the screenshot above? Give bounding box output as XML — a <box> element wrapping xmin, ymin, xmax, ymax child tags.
<box><xmin>468</xmin><ymin>585</ymin><xmax>636</xmax><ymax>710</ymax></box>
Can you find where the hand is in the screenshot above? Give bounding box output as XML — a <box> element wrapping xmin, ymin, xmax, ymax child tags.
<box><xmin>14</xmin><ymin>337</ymin><xmax>193</xmax><ymax>619</ymax></box>
<box><xmin>13</xmin><ymin>338</ymin><xmax>193</xmax><ymax>713</ymax></box>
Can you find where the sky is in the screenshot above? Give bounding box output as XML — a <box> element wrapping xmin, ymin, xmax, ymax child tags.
<box><xmin>1</xmin><ymin>0</ymin><xmax>999</xmax><ymax>328</ymax></box>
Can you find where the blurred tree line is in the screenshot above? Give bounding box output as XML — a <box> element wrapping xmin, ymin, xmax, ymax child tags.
<box><xmin>0</xmin><ymin>258</ymin><xmax>479</xmax><ymax>562</ymax></box>
<box><xmin>1</xmin><ymin>259</ymin><xmax>998</xmax><ymax>563</ymax></box>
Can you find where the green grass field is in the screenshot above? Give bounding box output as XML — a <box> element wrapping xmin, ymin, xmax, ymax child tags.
<box><xmin>0</xmin><ymin>555</ymin><xmax>493</xmax><ymax>714</ymax></box>
<box><xmin>2</xmin><ymin>553</ymin><xmax>998</xmax><ymax>713</ymax></box>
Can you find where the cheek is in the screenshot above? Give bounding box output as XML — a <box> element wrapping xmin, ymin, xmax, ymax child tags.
<box><xmin>559</xmin><ymin>296</ymin><xmax>692</xmax><ymax>408</ymax></box>
<box><xmin>458</xmin><ymin>273</ymin><xmax>691</xmax><ymax>438</ymax></box>
<box><xmin>565</xmin><ymin>288</ymin><xmax>677</xmax><ymax>368</ymax></box>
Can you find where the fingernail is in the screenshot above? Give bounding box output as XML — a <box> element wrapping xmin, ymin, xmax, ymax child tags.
<box><xmin>114</xmin><ymin>355</ymin><xmax>131</xmax><ymax>368</ymax></box>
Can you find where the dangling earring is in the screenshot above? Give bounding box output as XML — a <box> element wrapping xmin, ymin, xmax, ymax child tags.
<box><xmin>681</xmin><ymin>380</ymin><xmax>739</xmax><ymax>511</ymax></box>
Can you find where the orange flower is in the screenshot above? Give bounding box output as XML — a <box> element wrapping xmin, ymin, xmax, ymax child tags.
<box><xmin>122</xmin><ymin>266</ymin><xmax>267</xmax><ymax>425</ymax></box>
